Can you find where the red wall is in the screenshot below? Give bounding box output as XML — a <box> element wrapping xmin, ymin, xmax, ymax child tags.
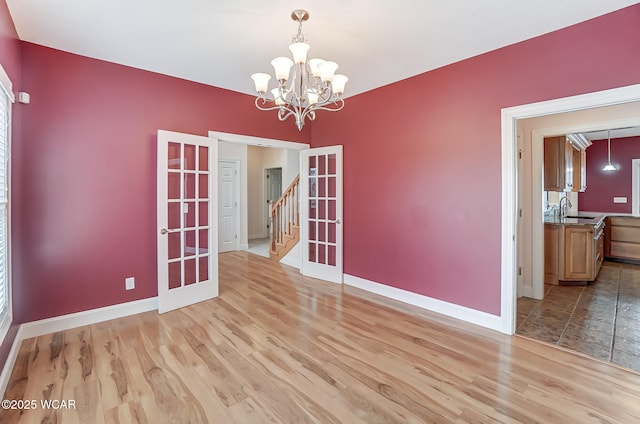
<box><xmin>14</xmin><ymin>43</ymin><xmax>309</xmax><ymax>324</ymax></box>
<box><xmin>579</xmin><ymin>137</ymin><xmax>640</xmax><ymax>213</ymax></box>
<box><xmin>311</xmin><ymin>4</ymin><xmax>640</xmax><ymax>315</ymax></box>
<box><xmin>7</xmin><ymin>5</ymin><xmax>640</xmax><ymax>325</ymax></box>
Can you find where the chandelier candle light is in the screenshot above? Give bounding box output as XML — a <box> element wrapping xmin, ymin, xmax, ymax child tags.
<box><xmin>251</xmin><ymin>9</ymin><xmax>348</xmax><ymax>131</ymax></box>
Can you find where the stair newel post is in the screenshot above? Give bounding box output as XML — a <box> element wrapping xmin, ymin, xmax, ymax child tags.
<box><xmin>287</xmin><ymin>191</ymin><xmax>292</xmax><ymax>233</ymax></box>
<box><xmin>294</xmin><ymin>183</ymin><xmax>298</xmax><ymax>227</ymax></box>
<box><xmin>269</xmin><ymin>200</ymin><xmax>275</xmax><ymax>251</ymax></box>
<box><xmin>280</xmin><ymin>197</ymin><xmax>284</xmax><ymax>243</ymax></box>
<box><xmin>289</xmin><ymin>188</ymin><xmax>293</xmax><ymax>232</ymax></box>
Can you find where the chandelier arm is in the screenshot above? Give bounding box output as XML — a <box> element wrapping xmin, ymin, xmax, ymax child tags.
<box><xmin>276</xmin><ymin>107</ymin><xmax>298</xmax><ymax>122</ymax></box>
<box><xmin>254</xmin><ymin>97</ymin><xmax>286</xmax><ymax>112</ymax></box>
<box><xmin>309</xmin><ymin>98</ymin><xmax>345</xmax><ymax>113</ymax></box>
<box><xmin>315</xmin><ymin>84</ymin><xmax>334</xmax><ymax>104</ymax></box>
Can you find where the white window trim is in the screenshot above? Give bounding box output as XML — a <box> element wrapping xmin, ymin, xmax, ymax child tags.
<box><xmin>0</xmin><ymin>65</ymin><xmax>14</xmax><ymax>103</ymax></box>
<box><xmin>0</xmin><ymin>63</ymin><xmax>13</xmax><ymax>345</ymax></box>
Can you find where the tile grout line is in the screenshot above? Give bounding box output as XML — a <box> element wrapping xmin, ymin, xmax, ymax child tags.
<box><xmin>609</xmin><ymin>265</ymin><xmax>623</xmax><ymax>362</ymax></box>
<box><xmin>556</xmin><ymin>285</ymin><xmax>586</xmax><ymax>346</ymax></box>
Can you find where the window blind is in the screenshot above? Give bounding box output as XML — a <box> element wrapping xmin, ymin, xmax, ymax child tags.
<box><xmin>0</xmin><ymin>90</ymin><xmax>8</xmax><ymax>318</ymax></box>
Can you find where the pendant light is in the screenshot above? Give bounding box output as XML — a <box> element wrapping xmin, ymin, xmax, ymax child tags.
<box><xmin>602</xmin><ymin>130</ymin><xmax>616</xmax><ymax>171</ymax></box>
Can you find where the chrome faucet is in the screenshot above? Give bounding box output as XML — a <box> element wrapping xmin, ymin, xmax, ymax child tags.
<box><xmin>558</xmin><ymin>196</ymin><xmax>572</xmax><ymax>219</ymax></box>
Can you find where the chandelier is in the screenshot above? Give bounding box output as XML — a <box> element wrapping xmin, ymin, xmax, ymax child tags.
<box><xmin>251</xmin><ymin>9</ymin><xmax>348</xmax><ymax>131</ymax></box>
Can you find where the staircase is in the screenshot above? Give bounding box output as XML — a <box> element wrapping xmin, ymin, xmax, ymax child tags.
<box><xmin>269</xmin><ymin>175</ymin><xmax>300</xmax><ymax>260</ymax></box>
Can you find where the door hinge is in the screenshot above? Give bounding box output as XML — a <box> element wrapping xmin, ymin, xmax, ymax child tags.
<box><xmin>235</xmin><ymin>234</ymin><xmax>238</xmax><ymax>239</ymax></box>
<box><xmin>518</xmin><ymin>267</ymin><xmax>522</xmax><ymax>276</ymax></box>
<box><xmin>518</xmin><ymin>149</ymin><xmax>523</xmax><ymax>159</ymax></box>
<box><xmin>519</xmin><ymin>208</ymin><xmax>522</xmax><ymax>218</ymax></box>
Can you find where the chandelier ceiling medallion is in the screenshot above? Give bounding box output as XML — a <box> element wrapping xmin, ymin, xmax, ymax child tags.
<box><xmin>251</xmin><ymin>9</ymin><xmax>348</xmax><ymax>131</ymax></box>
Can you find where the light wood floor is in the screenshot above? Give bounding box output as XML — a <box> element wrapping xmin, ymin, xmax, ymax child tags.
<box><xmin>2</xmin><ymin>251</ymin><xmax>640</xmax><ymax>423</ymax></box>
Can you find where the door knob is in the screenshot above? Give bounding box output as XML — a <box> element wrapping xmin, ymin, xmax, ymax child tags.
<box><xmin>160</xmin><ymin>228</ymin><xmax>168</xmax><ymax>235</ymax></box>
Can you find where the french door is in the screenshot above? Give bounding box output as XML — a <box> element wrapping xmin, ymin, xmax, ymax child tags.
<box><xmin>300</xmin><ymin>146</ymin><xmax>343</xmax><ymax>283</ymax></box>
<box><xmin>157</xmin><ymin>130</ymin><xmax>218</xmax><ymax>313</ymax></box>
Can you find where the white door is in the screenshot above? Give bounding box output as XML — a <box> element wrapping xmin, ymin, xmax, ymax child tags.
<box><xmin>218</xmin><ymin>160</ymin><xmax>237</xmax><ymax>252</ymax></box>
<box><xmin>157</xmin><ymin>130</ymin><xmax>218</xmax><ymax>313</ymax></box>
<box><xmin>300</xmin><ymin>146</ymin><xmax>343</xmax><ymax>283</ymax></box>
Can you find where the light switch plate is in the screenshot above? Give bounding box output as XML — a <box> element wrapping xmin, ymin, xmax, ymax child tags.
<box><xmin>613</xmin><ymin>197</ymin><xmax>627</xmax><ymax>204</ymax></box>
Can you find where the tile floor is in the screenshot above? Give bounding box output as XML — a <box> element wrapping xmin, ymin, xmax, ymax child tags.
<box><xmin>245</xmin><ymin>237</ymin><xmax>270</xmax><ymax>258</ymax></box>
<box><xmin>516</xmin><ymin>261</ymin><xmax>640</xmax><ymax>373</ymax></box>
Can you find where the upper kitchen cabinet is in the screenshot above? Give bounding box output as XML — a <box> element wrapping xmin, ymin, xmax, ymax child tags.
<box><xmin>573</xmin><ymin>147</ymin><xmax>587</xmax><ymax>192</ymax></box>
<box><xmin>543</xmin><ymin>135</ymin><xmax>587</xmax><ymax>192</ymax></box>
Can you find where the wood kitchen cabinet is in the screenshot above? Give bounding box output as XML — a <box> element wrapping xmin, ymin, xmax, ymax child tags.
<box><xmin>543</xmin><ymin>136</ymin><xmax>586</xmax><ymax>192</ymax></box>
<box><xmin>544</xmin><ymin>220</ymin><xmax>603</xmax><ymax>284</ymax></box>
<box><xmin>563</xmin><ymin>225</ymin><xmax>594</xmax><ymax>280</ymax></box>
<box><xmin>606</xmin><ymin>217</ymin><xmax>640</xmax><ymax>262</ymax></box>
<box><xmin>544</xmin><ymin>224</ymin><xmax>561</xmax><ymax>284</ymax></box>
<box><xmin>573</xmin><ymin>147</ymin><xmax>587</xmax><ymax>191</ymax></box>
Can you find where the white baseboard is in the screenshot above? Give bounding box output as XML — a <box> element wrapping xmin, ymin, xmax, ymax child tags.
<box><xmin>239</xmin><ymin>243</ymin><xmax>249</xmax><ymax>250</ymax></box>
<box><xmin>519</xmin><ymin>285</ymin><xmax>534</xmax><ymax>299</ymax></box>
<box><xmin>344</xmin><ymin>274</ymin><xmax>505</xmax><ymax>333</ymax></box>
<box><xmin>0</xmin><ymin>296</ymin><xmax>158</xmax><ymax>397</ymax></box>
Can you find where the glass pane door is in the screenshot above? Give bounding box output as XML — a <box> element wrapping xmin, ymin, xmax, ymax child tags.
<box><xmin>301</xmin><ymin>146</ymin><xmax>343</xmax><ymax>283</ymax></box>
<box><xmin>157</xmin><ymin>130</ymin><xmax>218</xmax><ymax>313</ymax></box>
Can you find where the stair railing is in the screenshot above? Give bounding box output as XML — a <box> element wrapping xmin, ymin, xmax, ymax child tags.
<box><xmin>269</xmin><ymin>175</ymin><xmax>300</xmax><ymax>255</ymax></box>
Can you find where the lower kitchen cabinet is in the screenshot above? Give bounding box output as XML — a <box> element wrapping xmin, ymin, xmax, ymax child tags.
<box><xmin>607</xmin><ymin>216</ymin><xmax>640</xmax><ymax>262</ymax></box>
<box><xmin>563</xmin><ymin>225</ymin><xmax>594</xmax><ymax>280</ymax></box>
<box><xmin>544</xmin><ymin>221</ymin><xmax>603</xmax><ymax>284</ymax></box>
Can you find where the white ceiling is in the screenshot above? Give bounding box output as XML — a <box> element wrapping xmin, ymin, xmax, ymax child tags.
<box><xmin>6</xmin><ymin>0</ymin><xmax>640</xmax><ymax>97</ymax></box>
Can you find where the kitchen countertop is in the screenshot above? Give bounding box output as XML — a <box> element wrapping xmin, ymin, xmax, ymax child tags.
<box><xmin>544</xmin><ymin>212</ymin><xmax>606</xmax><ymax>227</ymax></box>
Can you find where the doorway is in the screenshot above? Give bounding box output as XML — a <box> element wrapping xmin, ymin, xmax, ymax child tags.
<box><xmin>500</xmin><ymin>83</ymin><xmax>640</xmax><ymax>335</ymax></box>
<box><xmin>265</xmin><ymin>167</ymin><xmax>282</xmax><ymax>239</ymax></box>
<box><xmin>208</xmin><ymin>131</ymin><xmax>310</xmax><ymax>266</ymax></box>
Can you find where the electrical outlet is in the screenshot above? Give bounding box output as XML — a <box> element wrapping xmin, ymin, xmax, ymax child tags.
<box><xmin>125</xmin><ymin>277</ymin><xmax>135</xmax><ymax>290</ymax></box>
<box><xmin>613</xmin><ymin>197</ymin><xmax>627</xmax><ymax>204</ymax></box>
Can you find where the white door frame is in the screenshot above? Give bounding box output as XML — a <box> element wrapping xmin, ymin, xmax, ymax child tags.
<box><xmin>218</xmin><ymin>159</ymin><xmax>240</xmax><ymax>252</ymax></box>
<box><xmin>209</xmin><ymin>131</ymin><xmax>309</xmax><ymax>151</ymax></box>
<box><xmin>501</xmin><ymin>83</ymin><xmax>640</xmax><ymax>335</ymax></box>
<box><xmin>633</xmin><ymin>159</ymin><xmax>640</xmax><ymax>216</ymax></box>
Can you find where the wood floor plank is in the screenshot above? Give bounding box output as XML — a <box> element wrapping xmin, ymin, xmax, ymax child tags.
<box><xmin>2</xmin><ymin>250</ymin><xmax>640</xmax><ymax>423</ymax></box>
<box><xmin>224</xmin><ymin>396</ymin><xmax>282</xmax><ymax>424</ymax></box>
